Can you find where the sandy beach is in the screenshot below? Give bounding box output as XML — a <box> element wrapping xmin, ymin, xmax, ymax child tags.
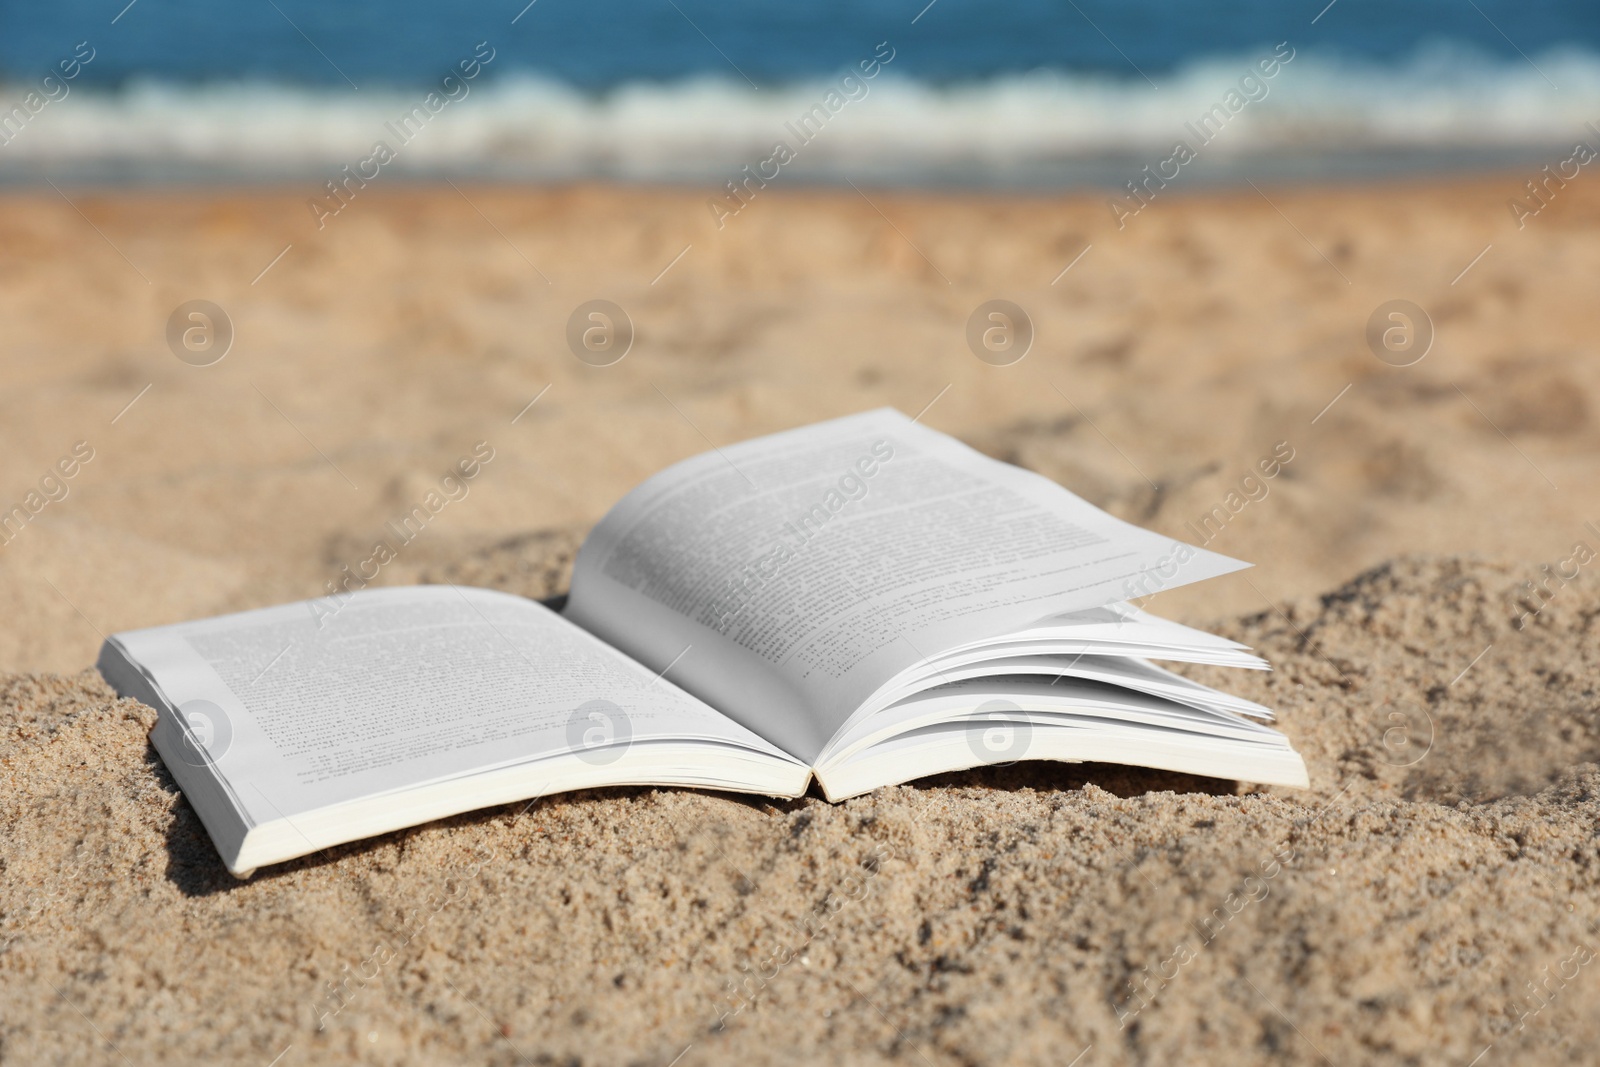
<box><xmin>2</xmin><ymin>176</ymin><xmax>1598</xmax><ymax>1064</ymax></box>
<box><xmin>2</xmin><ymin>176</ymin><xmax>1597</xmax><ymax>668</ymax></box>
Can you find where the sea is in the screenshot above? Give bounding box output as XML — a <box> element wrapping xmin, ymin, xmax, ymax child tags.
<box><xmin>2</xmin><ymin>0</ymin><xmax>1599</xmax><ymax>188</ymax></box>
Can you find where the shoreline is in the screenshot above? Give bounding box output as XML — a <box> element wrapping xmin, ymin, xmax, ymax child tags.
<box><xmin>0</xmin><ymin>148</ymin><xmax>1567</xmax><ymax>194</ymax></box>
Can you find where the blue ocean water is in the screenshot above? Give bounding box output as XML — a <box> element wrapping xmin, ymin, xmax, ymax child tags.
<box><xmin>4</xmin><ymin>0</ymin><xmax>1597</xmax><ymax>88</ymax></box>
<box><xmin>2</xmin><ymin>0</ymin><xmax>1599</xmax><ymax>184</ymax></box>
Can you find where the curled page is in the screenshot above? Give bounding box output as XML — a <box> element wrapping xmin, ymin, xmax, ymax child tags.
<box><xmin>567</xmin><ymin>408</ymin><xmax>1248</xmax><ymax>762</ymax></box>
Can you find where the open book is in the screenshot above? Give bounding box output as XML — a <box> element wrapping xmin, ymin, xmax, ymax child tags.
<box><xmin>98</xmin><ymin>409</ymin><xmax>1308</xmax><ymax>877</ymax></box>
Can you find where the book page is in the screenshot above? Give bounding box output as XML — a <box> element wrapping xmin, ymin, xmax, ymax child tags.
<box><xmin>112</xmin><ymin>586</ymin><xmax>799</xmax><ymax>828</ymax></box>
<box><xmin>566</xmin><ymin>408</ymin><xmax>1247</xmax><ymax>761</ymax></box>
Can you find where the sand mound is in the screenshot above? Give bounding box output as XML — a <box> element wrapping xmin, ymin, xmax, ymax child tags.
<box><xmin>3</xmin><ymin>553</ymin><xmax>1597</xmax><ymax>1066</ymax></box>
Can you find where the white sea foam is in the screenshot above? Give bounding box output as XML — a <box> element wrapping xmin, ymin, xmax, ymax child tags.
<box><xmin>2</xmin><ymin>44</ymin><xmax>1598</xmax><ymax>181</ymax></box>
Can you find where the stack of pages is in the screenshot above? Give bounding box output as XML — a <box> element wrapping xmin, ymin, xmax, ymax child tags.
<box><xmin>98</xmin><ymin>409</ymin><xmax>1307</xmax><ymax>877</ymax></box>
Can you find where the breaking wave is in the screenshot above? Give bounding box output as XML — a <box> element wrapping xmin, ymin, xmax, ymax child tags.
<box><xmin>4</xmin><ymin>43</ymin><xmax>1598</xmax><ymax>185</ymax></box>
